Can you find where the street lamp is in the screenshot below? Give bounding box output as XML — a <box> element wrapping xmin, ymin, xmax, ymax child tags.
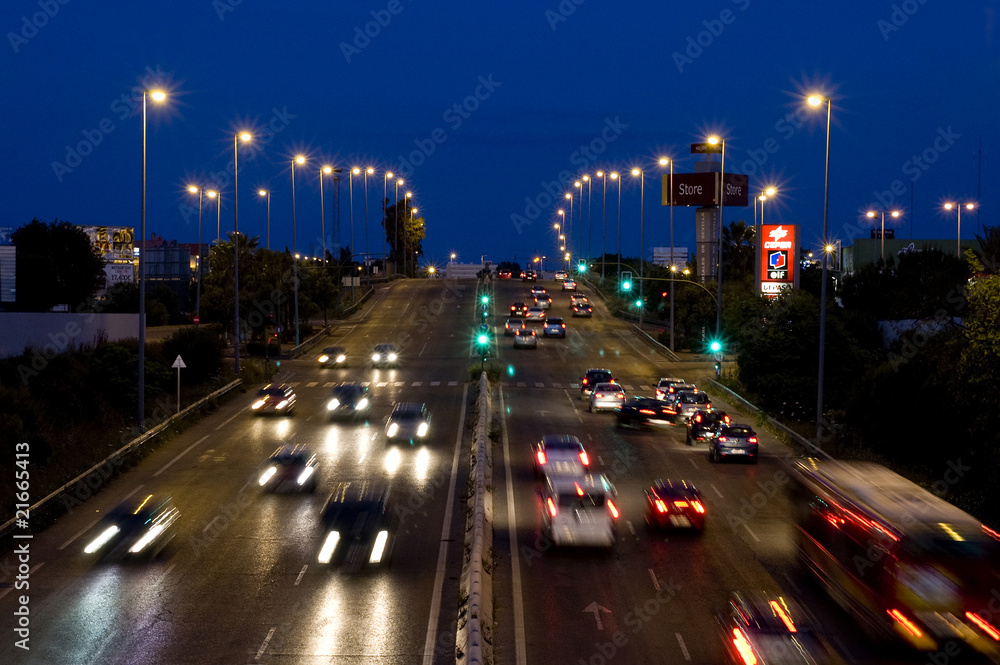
<box><xmin>565</xmin><ymin>192</ymin><xmax>573</xmax><ymax>261</ymax></box>
<box><xmin>574</xmin><ymin>180</ymin><xmax>583</xmax><ymax>260</ymax></box>
<box><xmin>707</xmin><ymin>135</ymin><xmax>726</xmax><ymax>337</ymax></box>
<box><xmin>395</xmin><ymin>178</ymin><xmax>404</xmax><ymax>275</ymax></box>
<box><xmin>866</xmin><ymin>208</ymin><xmax>901</xmax><ymax>263</ymax></box>
<box><xmin>659</xmin><ymin>156</ymin><xmax>677</xmax><ymax>351</ymax></box>
<box><xmin>944</xmin><ymin>202</ymin><xmax>976</xmax><ymax>258</ymax></box>
<box><xmin>364</xmin><ymin>166</ymin><xmax>374</xmax><ymax>283</ymax></box>
<box><xmin>404</xmin><ymin>191</ymin><xmax>413</xmax><ymax>276</ymax></box>
<box><xmin>631</xmin><ymin>168</ymin><xmax>645</xmax><ymax>327</ymax></box>
<box><xmin>138</xmin><ymin>88</ymin><xmax>166</xmax><ymax>430</ymax></box>
<box><xmin>808</xmin><ymin>92</ymin><xmax>832</xmax><ymax>443</ymax></box>
<box><xmin>596</xmin><ymin>171</ymin><xmax>608</xmax><ymax>279</ymax></box>
<box><xmin>319</xmin><ymin>166</ymin><xmax>333</xmax><ymax>267</ymax></box>
<box><xmin>612</xmin><ymin>171</ymin><xmax>621</xmax><ymax>273</ymax></box>
<box><xmin>409</xmin><ymin>206</ymin><xmax>417</xmax><ymax>277</ymax></box>
<box><xmin>291</xmin><ymin>155</ymin><xmax>306</xmax><ymax>346</ymax></box>
<box><xmin>349</xmin><ymin>167</ymin><xmax>359</xmax><ymax>299</ymax></box>
<box><xmin>207</xmin><ymin>190</ymin><xmax>219</xmax><ymax>246</ymax></box>
<box><xmin>187</xmin><ymin>185</ymin><xmax>205</xmax><ymax>324</ymax></box>
<box><xmin>383</xmin><ymin>170</ymin><xmax>394</xmax><ymax>274</ymax></box>
<box><xmin>233</xmin><ymin>131</ymin><xmax>252</xmax><ymax>376</ymax></box>
<box><xmin>754</xmin><ymin>187</ymin><xmax>777</xmax><ymax>289</ymax></box>
<box><xmin>258</xmin><ymin>189</ymin><xmax>270</xmax><ymax>250</ymax></box>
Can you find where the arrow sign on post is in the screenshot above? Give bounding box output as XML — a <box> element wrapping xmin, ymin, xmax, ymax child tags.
<box><xmin>583</xmin><ymin>601</ymin><xmax>612</xmax><ymax>630</ymax></box>
<box><xmin>172</xmin><ymin>355</ymin><xmax>186</xmax><ymax>415</ymax></box>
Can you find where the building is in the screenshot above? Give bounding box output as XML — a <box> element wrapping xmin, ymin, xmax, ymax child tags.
<box><xmin>445</xmin><ymin>261</ymin><xmax>491</xmax><ymax>279</ymax></box>
<box><xmin>840</xmin><ymin>238</ymin><xmax>980</xmax><ymax>274</ymax></box>
<box><xmin>136</xmin><ymin>233</ymin><xmax>197</xmax><ymax>311</ymax></box>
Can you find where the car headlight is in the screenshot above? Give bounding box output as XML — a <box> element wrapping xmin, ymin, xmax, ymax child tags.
<box><xmin>370</xmin><ymin>530</ymin><xmax>389</xmax><ymax>563</ymax></box>
<box><xmin>83</xmin><ymin>525</ymin><xmax>120</xmax><ymax>554</ymax></box>
<box><xmin>275</xmin><ymin>400</ymin><xmax>288</xmax><ymax>410</ymax></box>
<box><xmin>372</xmin><ymin>353</ymin><xmax>381</xmax><ymax>362</ymax></box>
<box><xmin>318</xmin><ymin>355</ymin><xmax>330</xmax><ymax>363</ymax></box>
<box><xmin>335</xmin><ymin>354</ymin><xmax>346</xmax><ymax>363</ymax></box>
<box><xmin>417</xmin><ymin>422</ymin><xmax>429</xmax><ymax>437</ymax></box>
<box><xmin>387</xmin><ymin>353</ymin><xmax>397</xmax><ymax>362</ymax></box>
<box><xmin>387</xmin><ymin>422</ymin><xmax>399</xmax><ymax>438</ymax></box>
<box><xmin>296</xmin><ymin>466</ymin><xmax>315</xmax><ymax>486</ymax></box>
<box><xmin>251</xmin><ymin>399</ymin><xmax>266</xmax><ymax>410</ymax></box>
<box><xmin>318</xmin><ymin>531</ymin><xmax>340</xmax><ymax>564</ymax></box>
<box><xmin>327</xmin><ymin>399</ymin><xmax>340</xmax><ymax>411</ymax></box>
<box><xmin>128</xmin><ymin>524</ymin><xmax>165</xmax><ymax>553</ymax></box>
<box><xmin>356</xmin><ymin>398</ymin><xmax>369</xmax><ymax>410</ymax></box>
<box><xmin>258</xmin><ymin>466</ymin><xmax>278</xmax><ymax>486</ymax></box>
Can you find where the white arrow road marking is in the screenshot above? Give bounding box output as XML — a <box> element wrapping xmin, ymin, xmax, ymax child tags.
<box><xmin>583</xmin><ymin>602</ymin><xmax>612</xmax><ymax>630</ymax></box>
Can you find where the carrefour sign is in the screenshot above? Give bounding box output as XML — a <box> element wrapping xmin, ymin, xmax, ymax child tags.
<box><xmin>757</xmin><ymin>224</ymin><xmax>799</xmax><ymax>295</ymax></box>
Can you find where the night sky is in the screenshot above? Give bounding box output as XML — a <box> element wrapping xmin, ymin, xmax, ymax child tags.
<box><xmin>3</xmin><ymin>1</ymin><xmax>997</xmax><ymax>270</ymax></box>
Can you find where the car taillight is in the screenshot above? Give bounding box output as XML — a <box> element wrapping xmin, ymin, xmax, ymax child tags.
<box><xmin>579</xmin><ymin>451</ymin><xmax>590</xmax><ymax>466</ymax></box>
<box><xmin>536</xmin><ymin>450</ymin><xmax>547</xmax><ymax>465</ymax></box>
<box><xmin>691</xmin><ymin>500</ymin><xmax>705</xmax><ymax>514</ymax></box>
<box><xmin>888</xmin><ymin>609</ymin><xmax>923</xmax><ymax>638</ymax></box>
<box><xmin>547</xmin><ymin>497</ymin><xmax>557</xmax><ymax>517</ymax></box>
<box><xmin>748</xmin><ymin>437</ymin><xmax>758</xmax><ymax>443</ymax></box>
<box><xmin>674</xmin><ymin>500</ymin><xmax>689</xmax><ymax>508</ymax></box>
<box><xmin>769</xmin><ymin>600</ymin><xmax>798</xmax><ymax>633</ymax></box>
<box><xmin>967</xmin><ymin>612</ymin><xmax>1000</xmax><ymax>641</ymax></box>
<box><xmin>561</xmin><ymin>323</ymin><xmax>565</xmax><ymax>328</ymax></box>
<box><xmin>594</xmin><ymin>392</ymin><xmax>604</xmax><ymax>399</ymax></box>
<box><xmin>732</xmin><ymin>627</ymin><xmax>758</xmax><ymax>665</ymax></box>
<box><xmin>718</xmin><ymin>436</ymin><xmax>728</xmax><ymax>442</ymax></box>
<box><xmin>694</xmin><ymin>414</ymin><xmax>702</xmax><ymax>423</ymax></box>
<box><xmin>639</xmin><ymin>409</ymin><xmax>654</xmax><ymax>415</ymax></box>
<box><xmin>654</xmin><ymin>499</ymin><xmax>667</xmax><ymax>513</ymax></box>
<box><xmin>574</xmin><ymin>482</ymin><xmax>584</xmax><ymax>496</ymax></box>
<box><xmin>582</xmin><ymin>378</ymin><xmax>589</xmax><ymax>385</ymax></box>
<box><xmin>608</xmin><ymin>500</ymin><xmax>619</xmax><ymax>519</ymax></box>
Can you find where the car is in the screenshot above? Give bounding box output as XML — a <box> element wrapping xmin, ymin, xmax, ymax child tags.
<box><xmin>371</xmin><ymin>342</ymin><xmax>399</xmax><ymax>367</ymax></box>
<box><xmin>589</xmin><ymin>382</ymin><xmax>626</xmax><ymax>412</ymax></box>
<box><xmin>654</xmin><ymin>377</ymin><xmax>687</xmax><ymax>401</ymax></box>
<box><xmin>513</xmin><ymin>328</ymin><xmax>537</xmax><ymax>348</ymax></box>
<box><xmin>580</xmin><ymin>368</ymin><xmax>614</xmax><ymax>399</ymax></box>
<box><xmin>644</xmin><ymin>479</ymin><xmax>706</xmax><ymax>531</ymax></box>
<box><xmin>504</xmin><ymin>317</ymin><xmax>526</xmax><ymax>336</ymax></box>
<box><xmin>317</xmin><ymin>481</ymin><xmax>398</xmax><ymax>569</ymax></box>
<box><xmin>531</xmin><ymin>434</ymin><xmax>591</xmax><ymax>478</ymax></box>
<box><xmin>251</xmin><ymin>383</ymin><xmax>297</xmax><ymax>416</ymax></box>
<box><xmin>616</xmin><ymin>396</ymin><xmax>673</xmax><ymax>428</ymax></box>
<box><xmin>82</xmin><ymin>494</ymin><xmax>179</xmax><ymax>561</ymax></box>
<box><xmin>668</xmin><ymin>390</ymin><xmax>711</xmax><ymax>423</ymax></box>
<box><xmin>317</xmin><ymin>345</ymin><xmax>347</xmax><ymax>368</ymax></box>
<box><xmin>572</xmin><ymin>303</ymin><xmax>593</xmax><ymax>317</ymax></box>
<box><xmin>543</xmin><ymin>317</ymin><xmax>566</xmax><ymax>337</ymax></box>
<box><xmin>716</xmin><ymin>591</ymin><xmax>834</xmax><ymax>664</ymax></box>
<box><xmin>686</xmin><ymin>409</ymin><xmax>731</xmax><ymax>444</ymax></box>
<box><xmin>709</xmin><ymin>424</ymin><xmax>759</xmax><ymax>463</ymax></box>
<box><xmin>561</xmin><ymin>279</ymin><xmax>577</xmax><ymax>291</ymax></box>
<box><xmin>541</xmin><ymin>473</ymin><xmax>619</xmax><ymax>548</ymax></box>
<box><xmin>570</xmin><ymin>294</ymin><xmax>589</xmax><ymax>306</ymax></box>
<box><xmin>510</xmin><ymin>302</ymin><xmax>528</xmax><ymax>317</ymax></box>
<box><xmin>529</xmin><ymin>286</ymin><xmax>548</xmax><ymax>298</ymax></box>
<box><xmin>534</xmin><ymin>294</ymin><xmax>552</xmax><ymax>310</ymax></box>
<box><xmin>385</xmin><ymin>402</ymin><xmax>430</xmax><ymax>443</ymax></box>
<box><xmin>326</xmin><ymin>382</ymin><xmax>371</xmax><ymax>419</ymax></box>
<box><xmin>498</xmin><ymin>269</ymin><xmax>512</xmax><ymax>279</ymax></box>
<box><xmin>523</xmin><ymin>306</ymin><xmax>546</xmax><ymax>323</ymax></box>
<box><xmin>522</xmin><ymin>270</ymin><xmax>537</xmax><ymax>281</ymax></box>
<box><xmin>257</xmin><ymin>444</ymin><xmax>319</xmax><ymax>493</ymax></box>
<box><xmin>554</xmin><ymin>270</ymin><xmax>568</xmax><ymax>281</ymax></box>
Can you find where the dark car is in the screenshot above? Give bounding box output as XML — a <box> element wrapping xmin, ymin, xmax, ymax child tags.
<box><xmin>371</xmin><ymin>342</ymin><xmax>399</xmax><ymax>368</ymax></box>
<box><xmin>644</xmin><ymin>479</ymin><xmax>706</xmax><ymax>531</ymax></box>
<box><xmin>82</xmin><ymin>494</ymin><xmax>179</xmax><ymax>561</ymax></box>
<box><xmin>251</xmin><ymin>383</ymin><xmax>297</xmax><ymax>416</ymax></box>
<box><xmin>257</xmin><ymin>444</ymin><xmax>319</xmax><ymax>493</ymax></box>
<box><xmin>668</xmin><ymin>390</ymin><xmax>711</xmax><ymax>423</ymax></box>
<box><xmin>543</xmin><ymin>317</ymin><xmax>566</xmax><ymax>337</ymax></box>
<box><xmin>317</xmin><ymin>481</ymin><xmax>398</xmax><ymax>569</ymax></box>
<box><xmin>326</xmin><ymin>382</ymin><xmax>371</xmax><ymax>419</ymax></box>
<box><xmin>317</xmin><ymin>345</ymin><xmax>347</xmax><ymax>368</ymax></box>
<box><xmin>522</xmin><ymin>270</ymin><xmax>537</xmax><ymax>281</ymax></box>
<box><xmin>685</xmin><ymin>409</ymin><xmax>731</xmax><ymax>445</ymax></box>
<box><xmin>572</xmin><ymin>303</ymin><xmax>593</xmax><ymax>317</ymax></box>
<box><xmin>709</xmin><ymin>424</ymin><xmax>759</xmax><ymax>463</ymax></box>
<box><xmin>716</xmin><ymin>591</ymin><xmax>834</xmax><ymax>664</ymax></box>
<box><xmin>617</xmin><ymin>396</ymin><xmax>673</xmax><ymax>429</ymax></box>
<box><xmin>510</xmin><ymin>302</ymin><xmax>528</xmax><ymax>317</ymax></box>
<box><xmin>654</xmin><ymin>377</ymin><xmax>687</xmax><ymax>401</ymax></box>
<box><xmin>385</xmin><ymin>402</ymin><xmax>430</xmax><ymax>443</ymax></box>
<box><xmin>580</xmin><ymin>368</ymin><xmax>614</xmax><ymax>399</ymax></box>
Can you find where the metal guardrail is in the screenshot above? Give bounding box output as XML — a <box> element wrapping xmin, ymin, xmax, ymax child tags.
<box><xmin>0</xmin><ymin>379</ymin><xmax>243</xmax><ymax>541</ymax></box>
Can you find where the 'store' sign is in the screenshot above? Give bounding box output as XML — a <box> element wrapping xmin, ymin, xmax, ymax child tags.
<box><xmin>662</xmin><ymin>173</ymin><xmax>749</xmax><ymax>207</ymax></box>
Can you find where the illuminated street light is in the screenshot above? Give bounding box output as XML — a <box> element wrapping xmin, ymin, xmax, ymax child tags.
<box><xmin>364</xmin><ymin>166</ymin><xmax>374</xmax><ymax>283</ymax></box>
<box><xmin>866</xmin><ymin>208</ymin><xmax>902</xmax><ymax>263</ymax></box>
<box><xmin>291</xmin><ymin>155</ymin><xmax>306</xmax><ymax>345</ymax></box>
<box><xmin>660</xmin><ymin>156</ymin><xmax>677</xmax><ymax>351</ymax></box>
<box><xmin>707</xmin><ymin>135</ymin><xmax>726</xmax><ymax>337</ymax></box>
<box><xmin>187</xmin><ymin>185</ymin><xmax>205</xmax><ymax>324</ymax></box>
<box><xmin>394</xmin><ymin>178</ymin><xmax>404</xmax><ymax>275</ymax></box>
<box><xmin>611</xmin><ymin>172</ymin><xmax>621</xmax><ymax>275</ymax></box>
<box><xmin>808</xmin><ymin>92</ymin><xmax>832</xmax><ymax>443</ymax></box>
<box><xmin>349</xmin><ymin>167</ymin><xmax>360</xmax><ymax>299</ymax></box>
<box><xmin>631</xmin><ymin>167</ymin><xmax>645</xmax><ymax>328</ymax></box>
<box><xmin>596</xmin><ymin>171</ymin><xmax>608</xmax><ymax>279</ymax></box>
<box><xmin>944</xmin><ymin>202</ymin><xmax>977</xmax><ymax>258</ymax></box>
<box><xmin>232</xmin><ymin>131</ymin><xmax>252</xmax><ymax>376</ymax></box>
<box><xmin>258</xmin><ymin>189</ymin><xmax>270</xmax><ymax>250</ymax></box>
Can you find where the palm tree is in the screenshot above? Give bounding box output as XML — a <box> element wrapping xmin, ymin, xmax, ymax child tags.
<box><xmin>722</xmin><ymin>220</ymin><xmax>755</xmax><ymax>279</ymax></box>
<box><xmin>974</xmin><ymin>226</ymin><xmax>1000</xmax><ymax>274</ymax></box>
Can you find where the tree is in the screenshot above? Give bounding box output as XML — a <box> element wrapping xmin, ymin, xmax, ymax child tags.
<box><xmin>974</xmin><ymin>226</ymin><xmax>1000</xmax><ymax>274</ymax></box>
<box><xmin>721</xmin><ymin>220</ymin><xmax>755</xmax><ymax>279</ymax></box>
<box><xmin>12</xmin><ymin>219</ymin><xmax>105</xmax><ymax>311</ymax></box>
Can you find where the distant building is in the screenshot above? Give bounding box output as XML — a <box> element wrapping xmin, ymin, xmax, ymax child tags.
<box><xmin>136</xmin><ymin>233</ymin><xmax>199</xmax><ymax>311</ymax></box>
<box><xmin>445</xmin><ymin>260</ymin><xmax>491</xmax><ymax>279</ymax></box>
<box><xmin>840</xmin><ymin>238</ymin><xmax>980</xmax><ymax>273</ymax></box>
<box><xmin>0</xmin><ymin>246</ymin><xmax>14</xmax><ymax>304</ymax></box>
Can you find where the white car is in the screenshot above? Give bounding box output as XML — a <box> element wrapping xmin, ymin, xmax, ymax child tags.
<box><xmin>513</xmin><ymin>328</ymin><xmax>537</xmax><ymax>348</ymax></box>
<box><xmin>371</xmin><ymin>343</ymin><xmax>399</xmax><ymax>367</ymax></box>
<box><xmin>589</xmin><ymin>382</ymin><xmax>626</xmax><ymax>412</ymax></box>
<box><xmin>554</xmin><ymin>270</ymin><xmax>568</xmax><ymax>281</ymax></box>
<box><xmin>523</xmin><ymin>306</ymin><xmax>546</xmax><ymax>323</ymax></box>
<box><xmin>541</xmin><ymin>473</ymin><xmax>618</xmax><ymax>548</ymax></box>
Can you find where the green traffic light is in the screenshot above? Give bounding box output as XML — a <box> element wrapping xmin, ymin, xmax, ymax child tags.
<box><xmin>621</xmin><ymin>281</ymin><xmax>631</xmax><ymax>291</ymax></box>
<box><xmin>481</xmin><ymin>295</ymin><xmax>489</xmax><ymax>304</ymax></box>
<box><xmin>709</xmin><ymin>340</ymin><xmax>722</xmax><ymax>353</ymax></box>
<box><xmin>477</xmin><ymin>334</ymin><xmax>488</xmax><ymax>345</ymax></box>
<box><xmin>635</xmin><ymin>299</ymin><xmax>643</xmax><ymax>307</ymax></box>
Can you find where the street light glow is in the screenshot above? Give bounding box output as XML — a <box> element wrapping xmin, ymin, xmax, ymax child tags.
<box><xmin>188</xmin><ymin>185</ymin><xmax>198</xmax><ymax>193</ymax></box>
<box><xmin>258</xmin><ymin>189</ymin><xmax>267</xmax><ymax>196</ymax></box>
<box><xmin>295</xmin><ymin>155</ymin><xmax>306</xmax><ymax>164</ymax></box>
<box><xmin>659</xmin><ymin>157</ymin><xmax>669</xmax><ymax>166</ymax></box>
<box><xmin>206</xmin><ymin>190</ymin><xmax>217</xmax><ymax>198</ymax></box>
<box><xmin>707</xmin><ymin>136</ymin><xmax>720</xmax><ymax>145</ymax></box>
<box><xmin>238</xmin><ymin>132</ymin><xmax>252</xmax><ymax>142</ymax></box>
<box><xmin>807</xmin><ymin>95</ymin><xmax>823</xmax><ymax>106</ymax></box>
<box><xmin>150</xmin><ymin>90</ymin><xmax>166</xmax><ymax>102</ymax></box>
<box><xmin>352</xmin><ymin>167</ymin><xmax>360</xmax><ymax>174</ymax></box>
<box><xmin>322</xmin><ymin>165</ymin><xmax>332</xmax><ymax>174</ymax></box>
<box><xmin>765</xmin><ymin>186</ymin><xmax>776</xmax><ymax>196</ymax></box>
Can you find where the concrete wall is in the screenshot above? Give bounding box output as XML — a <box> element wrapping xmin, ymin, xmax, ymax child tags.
<box><xmin>0</xmin><ymin>312</ymin><xmax>140</xmax><ymax>359</ymax></box>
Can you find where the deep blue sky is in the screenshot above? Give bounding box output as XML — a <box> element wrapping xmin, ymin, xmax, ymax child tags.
<box><xmin>3</xmin><ymin>1</ymin><xmax>998</xmax><ymax>270</ymax></box>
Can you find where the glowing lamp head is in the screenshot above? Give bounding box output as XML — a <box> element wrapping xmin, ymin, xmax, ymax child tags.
<box><xmin>239</xmin><ymin>132</ymin><xmax>252</xmax><ymax>142</ymax></box>
<box><xmin>258</xmin><ymin>189</ymin><xmax>267</xmax><ymax>197</ymax></box>
<box><xmin>149</xmin><ymin>90</ymin><xmax>166</xmax><ymax>102</ymax></box>
<box><xmin>295</xmin><ymin>156</ymin><xmax>306</xmax><ymax>165</ymax></box>
<box><xmin>188</xmin><ymin>185</ymin><xmax>198</xmax><ymax>193</ymax></box>
<box><xmin>808</xmin><ymin>95</ymin><xmax>823</xmax><ymax>106</ymax></box>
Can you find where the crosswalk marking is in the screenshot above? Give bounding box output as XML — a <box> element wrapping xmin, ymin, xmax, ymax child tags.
<box><xmin>448</xmin><ymin>381</ymin><xmax>458</xmax><ymax>386</ymax></box>
<box><xmin>305</xmin><ymin>381</ymin><xmax>318</xmax><ymax>387</ymax></box>
<box><xmin>377</xmin><ymin>382</ymin><xmax>388</xmax><ymax>387</ymax></box>
<box><xmin>394</xmin><ymin>381</ymin><xmax>405</xmax><ymax>387</ymax></box>
<box><xmin>552</xmin><ymin>382</ymin><xmax>562</xmax><ymax>388</ymax></box>
<box><xmin>323</xmin><ymin>382</ymin><xmax>335</xmax><ymax>388</ymax></box>
<box><xmin>535</xmin><ymin>382</ymin><xmax>545</xmax><ymax>388</ymax></box>
<box><xmin>430</xmin><ymin>381</ymin><xmax>441</xmax><ymax>386</ymax></box>
<box><xmin>412</xmin><ymin>382</ymin><xmax>423</xmax><ymax>387</ymax></box>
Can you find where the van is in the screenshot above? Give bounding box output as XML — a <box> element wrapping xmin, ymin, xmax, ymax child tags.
<box><xmin>541</xmin><ymin>473</ymin><xmax>619</xmax><ymax>548</ymax></box>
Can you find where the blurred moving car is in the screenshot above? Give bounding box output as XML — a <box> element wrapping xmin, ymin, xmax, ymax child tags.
<box><xmin>554</xmin><ymin>270</ymin><xmax>568</xmax><ymax>280</ymax></box>
<box><xmin>616</xmin><ymin>396</ymin><xmax>673</xmax><ymax>428</ymax></box>
<box><xmin>531</xmin><ymin>434</ymin><xmax>591</xmax><ymax>478</ymax></box>
<box><xmin>580</xmin><ymin>368</ymin><xmax>614</xmax><ymax>399</ymax></box>
<box><xmin>529</xmin><ymin>286</ymin><xmax>548</xmax><ymax>298</ymax></box>
<box><xmin>569</xmin><ymin>294</ymin><xmax>589</xmax><ymax>307</ymax></box>
<box><xmin>561</xmin><ymin>279</ymin><xmax>577</xmax><ymax>291</ymax></box>
<box><xmin>534</xmin><ymin>294</ymin><xmax>553</xmax><ymax>310</ymax></box>
<box><xmin>541</xmin><ymin>473</ymin><xmax>618</xmax><ymax>548</ymax></box>
<box><xmin>522</xmin><ymin>270</ymin><xmax>537</xmax><ymax>281</ymax></box>
<box><xmin>326</xmin><ymin>382</ymin><xmax>371</xmax><ymax>419</ymax></box>
<box><xmin>668</xmin><ymin>390</ymin><xmax>711</xmax><ymax>423</ymax></box>
<box><xmin>654</xmin><ymin>377</ymin><xmax>687</xmax><ymax>401</ymax></box>
<box><xmin>257</xmin><ymin>444</ymin><xmax>318</xmax><ymax>493</ymax></box>
<box><xmin>504</xmin><ymin>317</ymin><xmax>526</xmax><ymax>336</ymax></box>
<box><xmin>572</xmin><ymin>302</ymin><xmax>593</xmax><ymax>317</ymax></box>
<box><xmin>644</xmin><ymin>479</ymin><xmax>705</xmax><ymax>531</ymax></box>
<box><xmin>83</xmin><ymin>494</ymin><xmax>179</xmax><ymax>561</ymax></box>
<box><xmin>523</xmin><ymin>306</ymin><xmax>546</xmax><ymax>323</ymax></box>
<box><xmin>513</xmin><ymin>328</ymin><xmax>537</xmax><ymax>349</ymax></box>
<box><xmin>716</xmin><ymin>591</ymin><xmax>834</xmax><ymax>665</ymax></box>
<box><xmin>543</xmin><ymin>317</ymin><xmax>566</xmax><ymax>337</ymax></box>
<box><xmin>317</xmin><ymin>345</ymin><xmax>347</xmax><ymax>368</ymax></box>
<box><xmin>371</xmin><ymin>342</ymin><xmax>399</xmax><ymax>368</ymax></box>
<box><xmin>498</xmin><ymin>269</ymin><xmax>512</xmax><ymax>279</ymax></box>
<box><xmin>709</xmin><ymin>424</ymin><xmax>759</xmax><ymax>463</ymax></box>
<box><xmin>589</xmin><ymin>382</ymin><xmax>626</xmax><ymax>412</ymax></box>
<box><xmin>510</xmin><ymin>302</ymin><xmax>528</xmax><ymax>317</ymax></box>
<box><xmin>385</xmin><ymin>402</ymin><xmax>430</xmax><ymax>443</ymax></box>
<box><xmin>686</xmin><ymin>409</ymin><xmax>731</xmax><ymax>444</ymax></box>
<box><xmin>251</xmin><ymin>383</ymin><xmax>297</xmax><ymax>416</ymax></box>
<box><xmin>317</xmin><ymin>481</ymin><xmax>397</xmax><ymax>569</ymax></box>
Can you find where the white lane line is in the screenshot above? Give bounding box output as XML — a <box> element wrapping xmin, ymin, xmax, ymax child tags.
<box><xmin>419</xmin><ymin>341</ymin><xmax>428</xmax><ymax>356</ymax></box>
<box><xmin>688</xmin><ymin>458</ymin><xmax>698</xmax><ymax>469</ymax></box>
<box><xmin>394</xmin><ymin>381</ymin><xmax>405</xmax><ymax>387</ymax></box>
<box><xmin>422</xmin><ymin>383</ymin><xmax>469</xmax><ymax>665</ymax></box>
<box><xmin>156</xmin><ymin>563</ymin><xmax>176</xmax><ymax>586</ymax></box>
<box><xmin>154</xmin><ymin>435</ymin><xmax>209</xmax><ymax>477</ymax></box>
<box><xmin>535</xmin><ymin>382</ymin><xmax>544</xmax><ymax>388</ymax></box>
<box><xmin>86</xmin><ymin>627</ymin><xmax>117</xmax><ymax>665</ymax></box>
<box><xmin>499</xmin><ymin>388</ymin><xmax>527</xmax><ymax>665</ymax></box>
<box><xmin>676</xmin><ymin>632</ymin><xmax>691</xmax><ymax>661</ymax></box>
<box><xmin>622</xmin><ymin>384</ymin><xmax>634</xmax><ymax>391</ymax></box>
<box><xmin>710</xmin><ymin>483</ymin><xmax>724</xmax><ymax>499</ymax></box>
<box><xmin>597</xmin><ymin>456</ymin><xmax>605</xmax><ymax>465</ymax></box>
<box><xmin>255</xmin><ymin>627</ymin><xmax>276</xmax><ymax>660</ymax></box>
<box><xmin>0</xmin><ymin>563</ymin><xmax>45</xmax><ymax>601</ymax></box>
<box><xmin>305</xmin><ymin>381</ymin><xmax>318</xmax><ymax>388</ymax></box>
<box><xmin>430</xmin><ymin>381</ymin><xmax>441</xmax><ymax>386</ymax></box>
<box><xmin>626</xmin><ymin>520</ymin><xmax>636</xmax><ymax>536</ymax></box>
<box><xmin>448</xmin><ymin>381</ymin><xmax>458</xmax><ymax>386</ymax></box>
<box><xmin>215</xmin><ymin>406</ymin><xmax>246</xmax><ymax>431</ymax></box>
<box><xmin>743</xmin><ymin>523</ymin><xmax>761</xmax><ymax>543</ymax></box>
<box><xmin>649</xmin><ymin>569</ymin><xmax>661</xmax><ymax>590</ymax></box>
<box><xmin>377</xmin><ymin>382</ymin><xmax>388</xmax><ymax>387</ymax></box>
<box><xmin>552</xmin><ymin>382</ymin><xmax>561</xmax><ymax>388</ymax></box>
<box><xmin>324</xmin><ymin>382</ymin><xmax>335</xmax><ymax>388</ymax></box>
<box><xmin>294</xmin><ymin>565</ymin><xmax>308</xmax><ymax>586</ymax></box>
<box><xmin>59</xmin><ymin>485</ymin><xmax>144</xmax><ymax>550</ymax></box>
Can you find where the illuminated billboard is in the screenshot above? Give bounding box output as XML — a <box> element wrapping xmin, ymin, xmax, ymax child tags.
<box><xmin>757</xmin><ymin>224</ymin><xmax>799</xmax><ymax>295</ymax></box>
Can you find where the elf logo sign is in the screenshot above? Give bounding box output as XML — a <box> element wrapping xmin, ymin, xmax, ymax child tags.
<box><xmin>757</xmin><ymin>224</ymin><xmax>799</xmax><ymax>296</ymax></box>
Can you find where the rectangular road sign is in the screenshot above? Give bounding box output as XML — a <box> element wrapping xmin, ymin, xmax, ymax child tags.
<box><xmin>690</xmin><ymin>142</ymin><xmax>723</xmax><ymax>154</ymax></box>
<box><xmin>662</xmin><ymin>173</ymin><xmax>749</xmax><ymax>207</ymax></box>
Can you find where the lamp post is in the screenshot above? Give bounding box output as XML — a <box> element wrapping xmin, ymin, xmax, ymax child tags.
<box><xmin>574</xmin><ymin>180</ymin><xmax>583</xmax><ymax>262</ymax></box>
<box><xmin>319</xmin><ymin>166</ymin><xmax>332</xmax><ymax>267</ymax></box>
<box><xmin>659</xmin><ymin>156</ymin><xmax>676</xmax><ymax>351</ymax></box>
<box><xmin>208</xmin><ymin>190</ymin><xmax>219</xmax><ymax>247</ymax></box>
<box><xmin>383</xmin><ymin>170</ymin><xmax>394</xmax><ymax>275</ymax></box>
<box><xmin>394</xmin><ymin>178</ymin><xmax>403</xmax><ymax>275</ymax></box>
<box><xmin>597</xmin><ymin>171</ymin><xmax>607</xmax><ymax>279</ymax></box>
<box><xmin>866</xmin><ymin>208</ymin><xmax>901</xmax><ymax>263</ymax></box>
<box><xmin>233</xmin><ymin>131</ymin><xmax>251</xmax><ymax>376</ymax></box>
<box><xmin>754</xmin><ymin>187</ymin><xmax>776</xmax><ymax>290</ymax></box>
<box><xmin>612</xmin><ymin>172</ymin><xmax>621</xmax><ymax>273</ymax></box>
<box><xmin>404</xmin><ymin>191</ymin><xmax>412</xmax><ymax>276</ymax></box>
<box><xmin>138</xmin><ymin>88</ymin><xmax>166</xmax><ymax>431</ymax></box>
<box><xmin>187</xmin><ymin>185</ymin><xmax>205</xmax><ymax>324</ymax></box>
<box><xmin>708</xmin><ymin>135</ymin><xmax>725</xmax><ymax>337</ymax></box>
<box><xmin>258</xmin><ymin>189</ymin><xmax>270</xmax><ymax>250</ymax></box>
<box><xmin>583</xmin><ymin>174</ymin><xmax>592</xmax><ymax>265</ymax></box>
<box><xmin>349</xmin><ymin>167</ymin><xmax>359</xmax><ymax>299</ymax></box>
<box><xmin>565</xmin><ymin>192</ymin><xmax>573</xmax><ymax>263</ymax></box>
<box><xmin>631</xmin><ymin>168</ymin><xmax>645</xmax><ymax>327</ymax></box>
<box><xmin>944</xmin><ymin>202</ymin><xmax>976</xmax><ymax>258</ymax></box>
<box><xmin>364</xmin><ymin>166</ymin><xmax>373</xmax><ymax>283</ymax></box>
<box><xmin>809</xmin><ymin>93</ymin><xmax>832</xmax><ymax>443</ymax></box>
<box><xmin>291</xmin><ymin>155</ymin><xmax>306</xmax><ymax>346</ymax></box>
<box><xmin>410</xmin><ymin>206</ymin><xmax>417</xmax><ymax>276</ymax></box>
